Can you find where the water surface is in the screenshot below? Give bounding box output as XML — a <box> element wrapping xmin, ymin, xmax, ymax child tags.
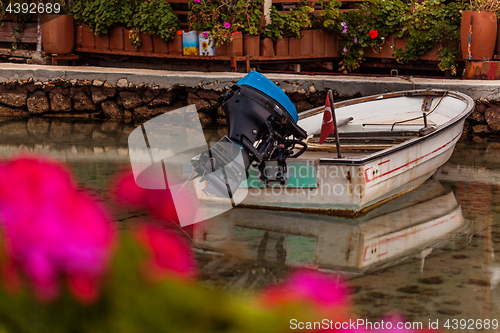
<box><xmin>1</xmin><ymin>118</ymin><xmax>499</xmax><ymax>331</ymax></box>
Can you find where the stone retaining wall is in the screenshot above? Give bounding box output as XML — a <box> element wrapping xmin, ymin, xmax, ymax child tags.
<box><xmin>0</xmin><ymin>77</ymin><xmax>339</xmax><ymax>127</ymax></box>
<box><xmin>0</xmin><ymin>77</ymin><xmax>498</xmax><ymax>142</ymax></box>
<box><xmin>463</xmin><ymin>98</ymin><xmax>500</xmax><ymax>143</ymax></box>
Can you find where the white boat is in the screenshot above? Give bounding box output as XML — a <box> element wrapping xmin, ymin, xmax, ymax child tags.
<box><xmin>194</xmin><ymin>178</ymin><xmax>468</xmax><ymax>273</ymax></box>
<box><xmin>128</xmin><ymin>72</ymin><xmax>474</xmax><ymax>225</ymax></box>
<box><xmin>194</xmin><ymin>89</ymin><xmax>475</xmax><ymax>217</ymax></box>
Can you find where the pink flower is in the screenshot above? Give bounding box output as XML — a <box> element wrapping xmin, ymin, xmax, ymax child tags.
<box><xmin>134</xmin><ymin>225</ymin><xmax>196</xmax><ymax>281</ymax></box>
<box><xmin>261</xmin><ymin>270</ymin><xmax>349</xmax><ymax>309</ymax></box>
<box><xmin>202</xmin><ymin>31</ymin><xmax>209</xmax><ymax>38</ymax></box>
<box><xmin>112</xmin><ymin>169</ymin><xmax>192</xmax><ymax>225</ymax></box>
<box><xmin>0</xmin><ymin>157</ymin><xmax>115</xmax><ymax>303</ymax></box>
<box><xmin>194</xmin><ymin>0</ymin><xmax>201</xmax><ymax>3</ymax></box>
<box><xmin>224</xmin><ymin>22</ymin><xmax>231</xmax><ymax>29</ymax></box>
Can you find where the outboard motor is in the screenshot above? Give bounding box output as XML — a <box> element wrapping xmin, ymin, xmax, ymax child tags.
<box><xmin>191</xmin><ymin>71</ymin><xmax>308</xmax><ymax>197</ymax></box>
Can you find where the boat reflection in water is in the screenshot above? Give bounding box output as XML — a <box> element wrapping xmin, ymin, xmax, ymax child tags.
<box><xmin>194</xmin><ymin>177</ymin><xmax>469</xmax><ymax>276</ymax></box>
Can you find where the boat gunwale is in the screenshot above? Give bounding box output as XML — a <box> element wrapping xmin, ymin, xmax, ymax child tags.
<box><xmin>297</xmin><ymin>89</ymin><xmax>474</xmax><ymax>166</ymax></box>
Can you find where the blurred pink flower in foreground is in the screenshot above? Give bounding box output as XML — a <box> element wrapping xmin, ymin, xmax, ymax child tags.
<box><xmin>112</xmin><ymin>169</ymin><xmax>187</xmax><ymax>225</ymax></box>
<box><xmin>0</xmin><ymin>157</ymin><xmax>115</xmax><ymax>303</ymax></box>
<box><xmin>262</xmin><ymin>270</ymin><xmax>350</xmax><ymax>309</ymax></box>
<box><xmin>134</xmin><ymin>225</ymin><xmax>196</xmax><ymax>281</ymax></box>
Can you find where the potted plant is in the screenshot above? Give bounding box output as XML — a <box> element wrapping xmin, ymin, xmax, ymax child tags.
<box><xmin>393</xmin><ymin>0</ymin><xmax>462</xmax><ymax>75</ymax></box>
<box><xmin>286</xmin><ymin>5</ymin><xmax>314</xmax><ymax>56</ymax></box>
<box><xmin>133</xmin><ymin>0</ymin><xmax>179</xmax><ymax>53</ymax></box>
<box><xmin>42</xmin><ymin>0</ymin><xmax>75</xmax><ymax>54</ymax></box>
<box><xmin>77</xmin><ymin>0</ymin><xmax>138</xmax><ymax>51</ymax></box>
<box><xmin>189</xmin><ymin>0</ymin><xmax>245</xmax><ymax>56</ymax></box>
<box><xmin>233</xmin><ymin>0</ymin><xmax>263</xmax><ymax>57</ymax></box>
<box><xmin>314</xmin><ymin>0</ymin><xmax>342</xmax><ymax>56</ymax></box>
<box><xmin>337</xmin><ymin>0</ymin><xmax>407</xmax><ymax>72</ymax></box>
<box><xmin>189</xmin><ymin>0</ymin><xmax>218</xmax><ymax>55</ymax></box>
<box><xmin>262</xmin><ymin>6</ymin><xmax>288</xmax><ymax>56</ymax></box>
<box><xmin>461</xmin><ymin>0</ymin><xmax>498</xmax><ymax>60</ymax></box>
<box><xmin>356</xmin><ymin>0</ymin><xmax>407</xmax><ymax>59</ymax></box>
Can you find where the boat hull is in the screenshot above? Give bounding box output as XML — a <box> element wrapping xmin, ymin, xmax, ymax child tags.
<box><xmin>194</xmin><ymin>90</ymin><xmax>473</xmax><ymax>216</ymax></box>
<box><xmin>195</xmin><ymin>118</ymin><xmax>465</xmax><ymax>216</ymax></box>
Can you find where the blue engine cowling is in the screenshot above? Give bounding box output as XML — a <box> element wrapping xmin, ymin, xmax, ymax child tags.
<box><xmin>222</xmin><ymin>71</ymin><xmax>307</xmax><ymax>160</ymax></box>
<box><xmin>191</xmin><ymin>71</ymin><xmax>308</xmax><ymax>197</ymax></box>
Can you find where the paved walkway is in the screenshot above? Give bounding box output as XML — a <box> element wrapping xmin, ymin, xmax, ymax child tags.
<box><xmin>2</xmin><ymin>64</ymin><xmax>500</xmax><ymax>100</ymax></box>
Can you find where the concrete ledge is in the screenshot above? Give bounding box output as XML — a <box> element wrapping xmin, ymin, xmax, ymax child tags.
<box><xmin>2</xmin><ymin>64</ymin><xmax>500</xmax><ymax>100</ymax></box>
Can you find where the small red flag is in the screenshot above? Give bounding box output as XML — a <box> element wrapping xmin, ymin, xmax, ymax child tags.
<box><xmin>319</xmin><ymin>94</ymin><xmax>335</xmax><ymax>144</ymax></box>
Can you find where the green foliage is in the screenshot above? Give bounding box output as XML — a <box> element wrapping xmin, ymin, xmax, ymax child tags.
<box><xmin>0</xmin><ymin>232</ymin><xmax>285</xmax><ymax>333</ymax></box>
<box><xmin>313</xmin><ymin>0</ymin><xmax>342</xmax><ymax>30</ymax></box>
<box><xmin>261</xmin><ymin>6</ymin><xmax>288</xmax><ymax>40</ymax></box>
<box><xmin>287</xmin><ymin>4</ymin><xmax>314</xmax><ymax>39</ymax></box>
<box><xmin>338</xmin><ymin>0</ymin><xmax>409</xmax><ymax>72</ymax></box>
<box><xmin>392</xmin><ymin>0</ymin><xmax>462</xmax><ymax>73</ymax></box>
<box><xmin>77</xmin><ymin>0</ymin><xmax>139</xmax><ymax>35</ymax></box>
<box><xmin>129</xmin><ymin>28</ymin><xmax>141</xmax><ymax>48</ymax></box>
<box><xmin>133</xmin><ymin>0</ymin><xmax>179</xmax><ymax>41</ymax></box>
<box><xmin>336</xmin><ymin>0</ymin><xmax>464</xmax><ymax>74</ymax></box>
<box><xmin>262</xmin><ymin>3</ymin><xmax>315</xmax><ymax>40</ymax></box>
<box><xmin>190</xmin><ymin>0</ymin><xmax>264</xmax><ymax>46</ymax></box>
<box><xmin>233</xmin><ymin>0</ymin><xmax>264</xmax><ymax>35</ymax></box>
<box><xmin>70</xmin><ymin>0</ymin><xmax>89</xmax><ymax>24</ymax></box>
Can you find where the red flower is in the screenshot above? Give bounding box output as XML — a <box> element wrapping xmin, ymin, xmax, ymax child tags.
<box><xmin>369</xmin><ymin>29</ymin><xmax>378</xmax><ymax>39</ymax></box>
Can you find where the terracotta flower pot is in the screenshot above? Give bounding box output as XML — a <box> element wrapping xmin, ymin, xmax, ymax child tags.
<box><xmin>461</xmin><ymin>10</ymin><xmax>497</xmax><ymax>60</ymax></box>
<box><xmin>275</xmin><ymin>37</ymin><xmax>289</xmax><ymax>56</ymax></box>
<box><xmin>95</xmin><ymin>33</ymin><xmax>109</xmax><ymax>51</ymax></box>
<box><xmin>289</xmin><ymin>37</ymin><xmax>301</xmax><ymax>56</ymax></box>
<box><xmin>218</xmin><ymin>32</ymin><xmax>243</xmax><ymax>56</ymax></box>
<box><xmin>169</xmin><ymin>31</ymin><xmax>183</xmax><ymax>55</ymax></box>
<box><xmin>312</xmin><ymin>30</ymin><xmax>325</xmax><ymax>56</ymax></box>
<box><xmin>124</xmin><ymin>29</ymin><xmax>138</xmax><ymax>52</ymax></box>
<box><xmin>110</xmin><ymin>27</ymin><xmax>124</xmax><ymax>51</ymax></box>
<box><xmin>42</xmin><ymin>14</ymin><xmax>75</xmax><ymax>54</ymax></box>
<box><xmin>81</xmin><ymin>24</ymin><xmax>95</xmax><ymax>49</ymax></box>
<box><xmin>260</xmin><ymin>38</ymin><xmax>275</xmax><ymax>57</ymax></box>
<box><xmin>75</xmin><ymin>25</ymin><xmax>82</xmax><ymax>49</ymax></box>
<box><xmin>153</xmin><ymin>34</ymin><xmax>169</xmax><ymax>53</ymax></box>
<box><xmin>139</xmin><ymin>32</ymin><xmax>153</xmax><ymax>53</ymax></box>
<box><xmin>300</xmin><ymin>30</ymin><xmax>313</xmax><ymax>56</ymax></box>
<box><xmin>324</xmin><ymin>31</ymin><xmax>339</xmax><ymax>56</ymax></box>
<box><xmin>244</xmin><ymin>34</ymin><xmax>260</xmax><ymax>57</ymax></box>
<box><xmin>364</xmin><ymin>33</ymin><xmax>395</xmax><ymax>58</ymax></box>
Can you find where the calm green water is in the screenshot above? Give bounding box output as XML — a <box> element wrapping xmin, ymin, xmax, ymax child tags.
<box><xmin>0</xmin><ymin>118</ymin><xmax>499</xmax><ymax>331</ymax></box>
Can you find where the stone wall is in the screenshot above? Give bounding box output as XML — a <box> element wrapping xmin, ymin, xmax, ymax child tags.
<box><xmin>463</xmin><ymin>98</ymin><xmax>500</xmax><ymax>143</ymax></box>
<box><xmin>0</xmin><ymin>77</ymin><xmax>497</xmax><ymax>143</ymax></box>
<box><xmin>0</xmin><ymin>77</ymin><xmax>345</xmax><ymax>127</ymax></box>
